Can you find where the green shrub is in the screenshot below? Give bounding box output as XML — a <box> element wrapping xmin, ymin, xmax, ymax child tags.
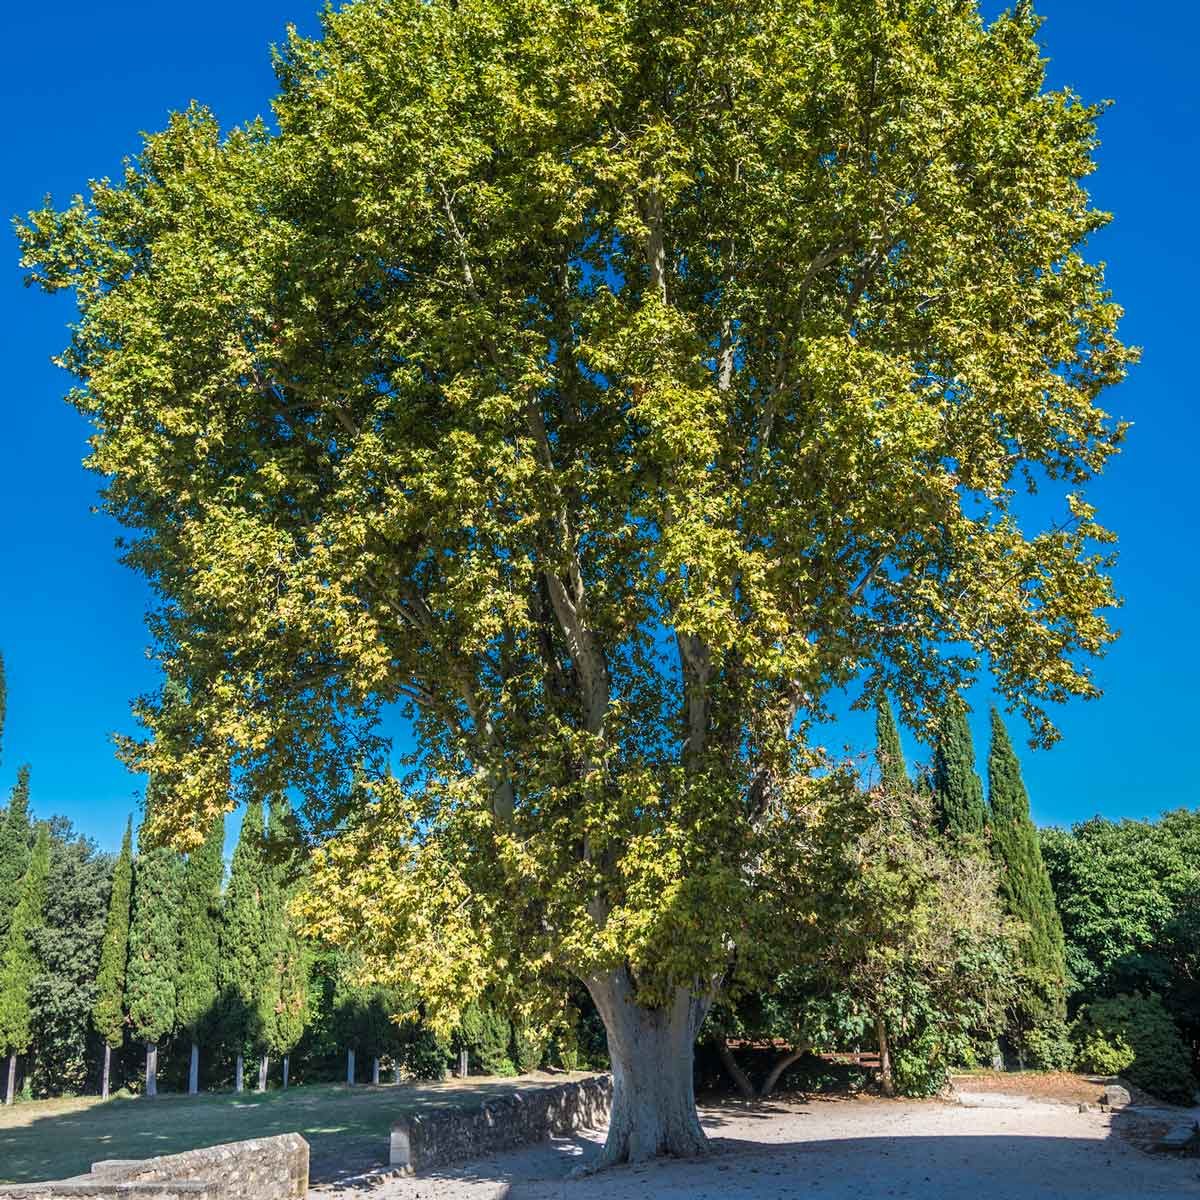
<box><xmin>458</xmin><ymin>1002</ymin><xmax>515</xmax><ymax>1076</ymax></box>
<box><xmin>405</xmin><ymin>1025</ymin><xmax>451</xmax><ymax>1080</ymax></box>
<box><xmin>1018</xmin><ymin>1018</ymin><xmax>1076</xmax><ymax>1071</ymax></box>
<box><xmin>511</xmin><ymin>1020</ymin><xmax>546</xmax><ymax>1074</ymax></box>
<box><xmin>1072</xmin><ymin>993</ymin><xmax>1196</xmax><ymax>1104</ymax></box>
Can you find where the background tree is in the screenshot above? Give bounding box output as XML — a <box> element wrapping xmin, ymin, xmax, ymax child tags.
<box><xmin>220</xmin><ymin>797</ymin><xmax>265</xmax><ymax>1092</ymax></box>
<box><xmin>933</xmin><ymin>699</ymin><xmax>986</xmax><ymax>838</ymax></box>
<box><xmin>260</xmin><ymin>800</ymin><xmax>310</xmax><ymax>1089</ymax></box>
<box><xmin>93</xmin><ymin>817</ymin><xmax>133</xmax><ymax>1099</ymax></box>
<box><xmin>874</xmin><ymin>696</ymin><xmax>909</xmax><ymax>795</ymax></box>
<box><xmin>0</xmin><ymin>824</ymin><xmax>49</xmax><ymax>1104</ymax></box>
<box><xmin>177</xmin><ymin>813</ymin><xmax>224</xmax><ymax>1094</ymax></box>
<box><xmin>987</xmin><ymin>709</ymin><xmax>1068</xmax><ymax>1064</ymax></box>
<box><xmin>126</xmin><ymin>794</ymin><xmax>182</xmax><ymax>1097</ymax></box>
<box><xmin>0</xmin><ymin>650</ymin><xmax>6</xmax><ymax>762</ymax></box>
<box><xmin>20</xmin><ymin>0</ymin><xmax>1135</xmax><ymax>1162</ymax></box>
<box><xmin>0</xmin><ymin>766</ymin><xmax>32</xmax><ymax>941</ymax></box>
<box><xmin>27</xmin><ymin>820</ymin><xmax>112</xmax><ymax>1097</ymax></box>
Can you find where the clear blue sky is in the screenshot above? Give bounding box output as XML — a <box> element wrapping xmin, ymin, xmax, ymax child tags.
<box><xmin>1</xmin><ymin>1</ymin><xmax>1195</xmax><ymax>852</ymax></box>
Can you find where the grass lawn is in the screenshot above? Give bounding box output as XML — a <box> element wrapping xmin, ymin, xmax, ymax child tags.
<box><xmin>0</xmin><ymin>1072</ymin><xmax>591</xmax><ymax>1185</ymax></box>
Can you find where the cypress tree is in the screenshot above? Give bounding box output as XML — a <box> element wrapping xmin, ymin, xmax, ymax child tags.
<box><xmin>221</xmin><ymin>798</ymin><xmax>265</xmax><ymax>1092</ymax></box>
<box><xmin>0</xmin><ymin>649</ymin><xmax>6</xmax><ymax>762</ymax></box>
<box><xmin>987</xmin><ymin>709</ymin><xmax>1068</xmax><ymax>1037</ymax></box>
<box><xmin>126</xmin><ymin>788</ymin><xmax>182</xmax><ymax>1097</ymax></box>
<box><xmin>0</xmin><ymin>766</ymin><xmax>32</xmax><ymax>942</ymax></box>
<box><xmin>177</xmin><ymin>813</ymin><xmax>225</xmax><ymax>1095</ymax></box>
<box><xmin>0</xmin><ymin>824</ymin><xmax>49</xmax><ymax>1104</ymax></box>
<box><xmin>933</xmin><ymin>697</ymin><xmax>986</xmax><ymax>837</ymax></box>
<box><xmin>259</xmin><ymin>800</ymin><xmax>308</xmax><ymax>1089</ymax></box>
<box><xmin>874</xmin><ymin>695</ymin><xmax>909</xmax><ymax>794</ymax></box>
<box><xmin>92</xmin><ymin>817</ymin><xmax>133</xmax><ymax>1099</ymax></box>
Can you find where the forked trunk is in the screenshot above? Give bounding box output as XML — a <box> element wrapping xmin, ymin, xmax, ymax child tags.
<box><xmin>188</xmin><ymin>1042</ymin><xmax>200</xmax><ymax>1096</ymax></box>
<box><xmin>234</xmin><ymin>1053</ymin><xmax>244</xmax><ymax>1093</ymax></box>
<box><xmin>715</xmin><ymin>1040</ymin><xmax>756</xmax><ymax>1100</ymax></box>
<box><xmin>4</xmin><ymin>1053</ymin><xmax>15</xmax><ymax>1106</ymax></box>
<box><xmin>875</xmin><ymin>1013</ymin><xmax>895</xmax><ymax>1098</ymax></box>
<box><xmin>760</xmin><ymin>1044</ymin><xmax>811</xmax><ymax>1099</ymax></box>
<box><xmin>101</xmin><ymin>1044</ymin><xmax>111</xmax><ymax>1101</ymax></box>
<box><xmin>587</xmin><ymin>971</ymin><xmax>710</xmax><ymax>1167</ymax></box>
<box><xmin>145</xmin><ymin>1043</ymin><xmax>158</xmax><ymax>1098</ymax></box>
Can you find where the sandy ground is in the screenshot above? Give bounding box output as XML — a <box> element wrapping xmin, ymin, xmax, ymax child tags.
<box><xmin>312</xmin><ymin>1094</ymin><xmax>1200</xmax><ymax>1200</ymax></box>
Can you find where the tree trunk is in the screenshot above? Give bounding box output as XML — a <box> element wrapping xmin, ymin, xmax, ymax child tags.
<box><xmin>282</xmin><ymin>1055</ymin><xmax>290</xmax><ymax>1090</ymax></box>
<box><xmin>101</xmin><ymin>1044</ymin><xmax>111</xmax><ymax>1101</ymax></box>
<box><xmin>371</xmin><ymin>1056</ymin><xmax>380</xmax><ymax>1086</ymax></box>
<box><xmin>586</xmin><ymin>971</ymin><xmax>710</xmax><ymax>1167</ymax></box>
<box><xmin>258</xmin><ymin>1054</ymin><xmax>269</xmax><ymax>1091</ymax></box>
<box><xmin>145</xmin><ymin>1043</ymin><xmax>158</xmax><ymax>1098</ymax></box>
<box><xmin>188</xmin><ymin>1042</ymin><xmax>200</xmax><ymax>1096</ymax></box>
<box><xmin>875</xmin><ymin>1014</ymin><xmax>895</xmax><ymax>1098</ymax></box>
<box><xmin>715</xmin><ymin>1040</ymin><xmax>756</xmax><ymax>1100</ymax></box>
<box><xmin>235</xmin><ymin>1053</ymin><xmax>244</xmax><ymax>1093</ymax></box>
<box><xmin>4</xmin><ymin>1053</ymin><xmax>15</xmax><ymax>1106</ymax></box>
<box><xmin>394</xmin><ymin>1061</ymin><xmax>402</xmax><ymax>1085</ymax></box>
<box><xmin>346</xmin><ymin>1048</ymin><xmax>355</xmax><ymax>1086</ymax></box>
<box><xmin>458</xmin><ymin>1048</ymin><xmax>469</xmax><ymax>1078</ymax></box>
<box><xmin>760</xmin><ymin>1045</ymin><xmax>811</xmax><ymax>1099</ymax></box>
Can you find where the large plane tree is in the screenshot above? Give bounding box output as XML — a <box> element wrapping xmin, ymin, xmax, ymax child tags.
<box><xmin>19</xmin><ymin>0</ymin><xmax>1132</xmax><ymax>1164</ymax></box>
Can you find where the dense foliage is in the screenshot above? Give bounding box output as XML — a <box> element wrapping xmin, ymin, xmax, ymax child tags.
<box><xmin>1042</xmin><ymin>811</ymin><xmax>1200</xmax><ymax>1100</ymax></box>
<box><xmin>1072</xmin><ymin>993</ymin><xmax>1196</xmax><ymax>1105</ymax></box>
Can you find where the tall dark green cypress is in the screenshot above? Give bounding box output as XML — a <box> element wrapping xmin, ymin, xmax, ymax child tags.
<box><xmin>177</xmin><ymin>813</ymin><xmax>225</xmax><ymax>1094</ymax></box>
<box><xmin>256</xmin><ymin>799</ymin><xmax>307</xmax><ymax>1089</ymax></box>
<box><xmin>933</xmin><ymin>697</ymin><xmax>986</xmax><ymax>837</ymax></box>
<box><xmin>0</xmin><ymin>650</ymin><xmax>7</xmax><ymax>763</ymax></box>
<box><xmin>0</xmin><ymin>824</ymin><xmax>49</xmax><ymax>1105</ymax></box>
<box><xmin>987</xmin><ymin>710</ymin><xmax>1068</xmax><ymax>1031</ymax></box>
<box><xmin>126</xmin><ymin>787</ymin><xmax>182</xmax><ymax>1097</ymax></box>
<box><xmin>0</xmin><ymin>767</ymin><xmax>32</xmax><ymax>942</ymax></box>
<box><xmin>221</xmin><ymin>798</ymin><xmax>265</xmax><ymax>1092</ymax></box>
<box><xmin>93</xmin><ymin>817</ymin><xmax>133</xmax><ymax>1099</ymax></box>
<box><xmin>874</xmin><ymin>695</ymin><xmax>909</xmax><ymax>794</ymax></box>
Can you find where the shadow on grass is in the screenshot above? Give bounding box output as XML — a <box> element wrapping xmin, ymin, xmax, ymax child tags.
<box><xmin>0</xmin><ymin>1075</ymin><xmax>581</xmax><ymax>1186</ymax></box>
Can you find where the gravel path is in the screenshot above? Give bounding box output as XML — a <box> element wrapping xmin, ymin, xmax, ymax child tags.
<box><xmin>313</xmin><ymin>1095</ymin><xmax>1200</xmax><ymax>1200</ymax></box>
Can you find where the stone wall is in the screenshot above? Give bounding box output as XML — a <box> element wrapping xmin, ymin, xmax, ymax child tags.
<box><xmin>390</xmin><ymin>1074</ymin><xmax>612</xmax><ymax>1171</ymax></box>
<box><xmin>0</xmin><ymin>1133</ymin><xmax>308</xmax><ymax>1200</ymax></box>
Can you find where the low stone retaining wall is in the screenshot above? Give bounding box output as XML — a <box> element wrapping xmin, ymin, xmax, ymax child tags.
<box><xmin>0</xmin><ymin>1133</ymin><xmax>308</xmax><ymax>1200</ymax></box>
<box><xmin>390</xmin><ymin>1074</ymin><xmax>612</xmax><ymax>1171</ymax></box>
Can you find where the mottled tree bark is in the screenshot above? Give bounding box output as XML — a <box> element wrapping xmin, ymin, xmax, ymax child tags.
<box><xmin>234</xmin><ymin>1053</ymin><xmax>244</xmax><ymax>1093</ymax></box>
<box><xmin>4</xmin><ymin>1054</ymin><xmax>15</xmax><ymax>1106</ymax></box>
<box><xmin>188</xmin><ymin>1042</ymin><xmax>200</xmax><ymax>1096</ymax></box>
<box><xmin>586</xmin><ymin>971</ymin><xmax>710</xmax><ymax>1167</ymax></box>
<box><xmin>101</xmin><ymin>1044</ymin><xmax>111</xmax><ymax>1101</ymax></box>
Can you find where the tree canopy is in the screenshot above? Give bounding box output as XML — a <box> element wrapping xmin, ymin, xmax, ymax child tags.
<box><xmin>18</xmin><ymin>0</ymin><xmax>1133</xmax><ymax>1161</ymax></box>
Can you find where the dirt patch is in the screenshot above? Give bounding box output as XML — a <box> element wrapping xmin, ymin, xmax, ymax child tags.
<box><xmin>950</xmin><ymin>1071</ymin><xmax>1110</xmax><ymax>1106</ymax></box>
